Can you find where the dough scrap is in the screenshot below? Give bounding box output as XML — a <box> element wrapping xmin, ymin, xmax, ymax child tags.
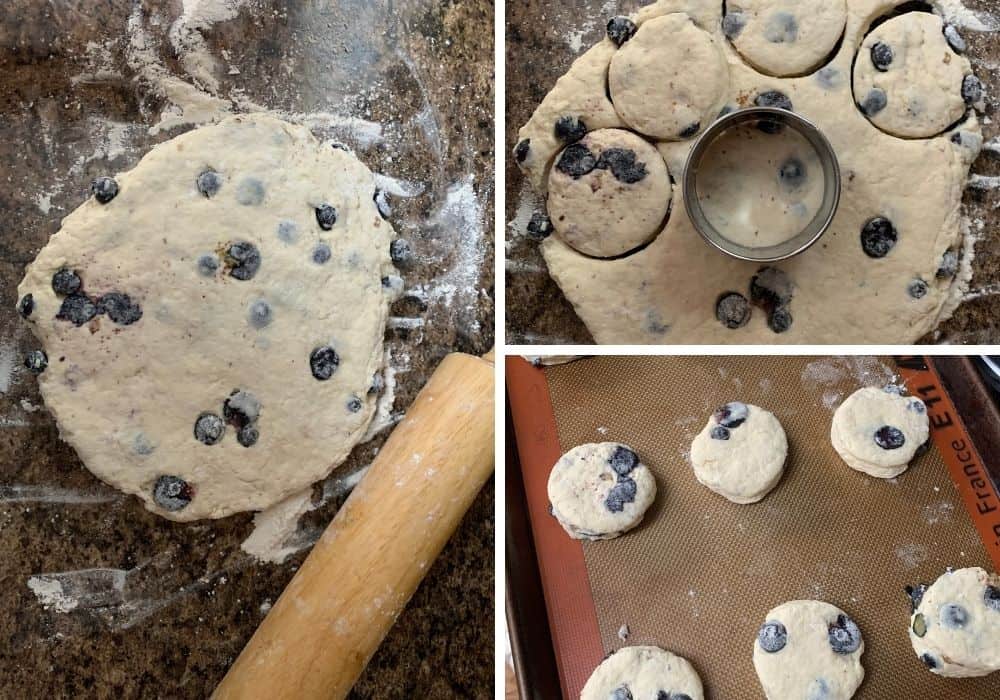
<box><xmin>547</xmin><ymin>442</ymin><xmax>656</xmax><ymax>540</ymax></box>
<box><xmin>830</xmin><ymin>386</ymin><xmax>929</xmax><ymax>478</ymax></box>
<box><xmin>909</xmin><ymin>567</ymin><xmax>1000</xmax><ymax>678</ymax></box>
<box><xmin>753</xmin><ymin>600</ymin><xmax>865</xmax><ymax>700</ymax></box>
<box><xmin>690</xmin><ymin>402</ymin><xmax>787</xmax><ymax>503</ymax></box>
<box><xmin>581</xmin><ymin>646</ymin><xmax>704</xmax><ymax>700</ymax></box>
<box><xmin>18</xmin><ymin>114</ymin><xmax>397</xmax><ymax>521</ymax></box>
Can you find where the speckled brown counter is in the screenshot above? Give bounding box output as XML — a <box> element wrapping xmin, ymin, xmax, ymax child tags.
<box><xmin>505</xmin><ymin>0</ymin><xmax>1000</xmax><ymax>344</ymax></box>
<box><xmin>0</xmin><ymin>1</ymin><xmax>493</xmax><ymax>697</ymax></box>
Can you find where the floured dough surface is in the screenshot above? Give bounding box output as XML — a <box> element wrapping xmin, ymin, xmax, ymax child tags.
<box><xmin>908</xmin><ymin>567</ymin><xmax>1000</xmax><ymax>678</ymax></box>
<box><xmin>690</xmin><ymin>401</ymin><xmax>787</xmax><ymax>503</ymax></box>
<box><xmin>831</xmin><ymin>386</ymin><xmax>929</xmax><ymax>478</ymax></box>
<box><xmin>515</xmin><ymin>0</ymin><xmax>983</xmax><ymax>344</ymax></box>
<box><xmin>548</xmin><ymin>129</ymin><xmax>672</xmax><ymax>257</ymax></box>
<box><xmin>853</xmin><ymin>12</ymin><xmax>972</xmax><ymax>138</ymax></box>
<box><xmin>609</xmin><ymin>13</ymin><xmax>728</xmax><ymax>140</ymax></box>
<box><xmin>581</xmin><ymin>646</ymin><xmax>704</xmax><ymax>700</ymax></box>
<box><xmin>547</xmin><ymin>442</ymin><xmax>656</xmax><ymax>540</ymax></box>
<box><xmin>753</xmin><ymin>600</ymin><xmax>865</xmax><ymax>700</ymax></box>
<box><xmin>17</xmin><ymin>114</ymin><xmax>397</xmax><ymax>521</ymax></box>
<box><xmin>724</xmin><ymin>0</ymin><xmax>848</xmax><ymax>77</ymax></box>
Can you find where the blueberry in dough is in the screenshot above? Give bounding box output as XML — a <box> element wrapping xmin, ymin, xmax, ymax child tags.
<box><xmin>237</xmin><ymin>424</ymin><xmax>259</xmax><ymax>447</ymax></box>
<box><xmin>315</xmin><ymin>203</ymin><xmax>338</xmax><ymax>230</ymax></box>
<box><xmin>514</xmin><ymin>139</ymin><xmax>530</xmax><ymax>163</ymax></box>
<box><xmin>223</xmin><ymin>390</ymin><xmax>260</xmax><ymax>427</ymax></box>
<box><xmin>236</xmin><ymin>178</ymin><xmax>265</xmax><ymax>206</ymax></box>
<box><xmin>369</xmin><ymin>373</ymin><xmax>384</xmax><ymax>395</ymax></box>
<box><xmin>679</xmin><ymin>122</ymin><xmax>701</xmax><ymax>139</ymax></box>
<box><xmin>248</xmin><ymin>299</ymin><xmax>272</xmax><ymax>328</ymax></box>
<box><xmin>310</xmin><ymin>345</ymin><xmax>340</xmax><ymax>380</ymax></box>
<box><xmin>554</xmin><ymin>115</ymin><xmax>587</xmax><ymax>144</ymax></box>
<box><xmin>768</xmin><ymin>307</ymin><xmax>792</xmax><ymax>334</ymax></box>
<box><xmin>609</xmin><ymin>446</ymin><xmax>638</xmax><ymax>476</ymax></box>
<box><xmin>906</xmin><ymin>584</ymin><xmax>929</xmax><ymax>613</ymax></box>
<box><xmin>606</xmin><ymin>16</ymin><xmax>637</xmax><ymax>46</ymax></box>
<box><xmin>874</xmin><ymin>425</ymin><xmax>905</xmax><ymax>450</ymax></box>
<box><xmin>962</xmin><ymin>74</ymin><xmax>982</xmax><ymax>104</ymax></box>
<box><xmin>52</xmin><ymin>268</ymin><xmax>82</xmax><ymax>296</ymax></box>
<box><xmin>936</xmin><ymin>249</ymin><xmax>959</xmax><ymax>279</ymax></box>
<box><xmin>908</xmin><ymin>279</ymin><xmax>928</xmax><ymax>299</ymax></box>
<box><xmin>860</xmin><ymin>217</ymin><xmax>897</xmax><ymax>258</ymax></box>
<box><xmin>985</xmin><ymin>585</ymin><xmax>1000</xmax><ymax>612</ymax></box>
<box><xmin>716</xmin><ymin>292</ymin><xmax>751</xmax><ymax>329</ymax></box>
<box><xmin>710</xmin><ymin>426</ymin><xmax>730</xmax><ymax>441</ymax></box>
<box><xmin>778</xmin><ymin>157</ymin><xmax>806</xmax><ymax>189</ymax></box>
<box><xmin>750</xmin><ymin>267</ymin><xmax>793</xmax><ymax>310</ymax></box>
<box><xmin>722</xmin><ymin>11</ymin><xmax>746</xmax><ymax>39</ymax></box>
<box><xmin>197</xmin><ymin>170</ymin><xmax>222</xmax><ymax>198</ymax></box>
<box><xmin>816</xmin><ymin>67</ymin><xmax>841</xmax><ymax>90</ymax></box>
<box><xmin>153</xmin><ymin>475</ymin><xmax>193</xmax><ymax>511</ymax></box>
<box><xmin>194</xmin><ymin>412</ymin><xmax>226</xmax><ymax>445</ymax></box>
<box><xmin>611</xmin><ymin>687</ymin><xmax>632</xmax><ymax>700</ymax></box>
<box><xmin>758</xmin><ymin>621</ymin><xmax>787</xmax><ymax>653</ymax></box>
<box><xmin>828</xmin><ymin>614</ymin><xmax>862</xmax><ymax>654</ymax></box>
<box><xmin>940</xmin><ymin>603</ymin><xmax>969</xmax><ymax>629</ymax></box>
<box><xmin>56</xmin><ymin>293</ymin><xmax>98</xmax><ymax>326</ymax></box>
<box><xmin>312</xmin><ymin>243</ymin><xmax>332</xmax><ymax>265</ymax></box>
<box><xmin>526</xmin><ymin>213</ymin><xmax>553</xmax><ymax>240</ymax></box>
<box><xmin>764</xmin><ymin>12</ymin><xmax>798</xmax><ymax>44</ymax></box>
<box><xmin>657</xmin><ymin>694</ymin><xmax>691</xmax><ymax>700</ymax></box>
<box><xmin>555</xmin><ymin>143</ymin><xmax>598</xmax><ymax>178</ymax></box>
<box><xmin>921</xmin><ymin>653</ymin><xmax>938</xmax><ymax>669</ymax></box>
<box><xmin>860</xmin><ymin>88</ymin><xmax>887</xmax><ymax>116</ymax></box>
<box><xmin>944</xmin><ymin>25</ymin><xmax>966</xmax><ymax>54</ymax></box>
<box><xmin>374</xmin><ymin>189</ymin><xmax>392</xmax><ymax>219</ymax></box>
<box><xmin>871</xmin><ymin>42</ymin><xmax>893</xmax><ymax>71</ymax></box>
<box><xmin>91</xmin><ymin>176</ymin><xmax>119</xmax><ymax>204</ymax></box>
<box><xmin>605</xmin><ymin>477</ymin><xmax>637</xmax><ymax>513</ymax></box>
<box><xmin>754</xmin><ymin>90</ymin><xmax>793</xmax><ymax>112</ymax></box>
<box><xmin>390</xmin><ymin>238</ymin><xmax>413</xmax><ymax>265</ymax></box>
<box><xmin>197</xmin><ymin>254</ymin><xmax>220</xmax><ymax>276</ymax></box>
<box><xmin>24</xmin><ymin>350</ymin><xmax>47</xmax><ymax>374</ymax></box>
<box><xmin>908</xmin><ymin>400</ymin><xmax>926</xmax><ymax>414</ymax></box>
<box><xmin>595</xmin><ymin>148</ymin><xmax>647</xmax><ymax>183</ymax></box>
<box><xmin>277</xmin><ymin>220</ymin><xmax>299</xmax><ymax>243</ymax></box>
<box><xmin>17</xmin><ymin>293</ymin><xmax>33</xmax><ymax>318</ymax></box>
<box><xmin>713</xmin><ymin>401</ymin><xmax>748</xmax><ymax>428</ymax></box>
<box><xmin>225</xmin><ymin>241</ymin><xmax>261</xmax><ymax>280</ymax></box>
<box><xmin>97</xmin><ymin>292</ymin><xmax>142</xmax><ymax>325</ymax></box>
<box><xmin>346</xmin><ymin>396</ymin><xmax>363</xmax><ymax>413</ymax></box>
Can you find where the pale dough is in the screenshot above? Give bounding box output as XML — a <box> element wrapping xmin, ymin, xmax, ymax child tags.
<box><xmin>830</xmin><ymin>387</ymin><xmax>929</xmax><ymax>478</ymax></box>
<box><xmin>696</xmin><ymin>123</ymin><xmax>824</xmax><ymax>248</ymax></box>
<box><xmin>581</xmin><ymin>646</ymin><xmax>704</xmax><ymax>700</ymax></box>
<box><xmin>853</xmin><ymin>12</ymin><xmax>971</xmax><ymax>138</ymax></box>
<box><xmin>753</xmin><ymin>600</ymin><xmax>866</xmax><ymax>700</ymax></box>
<box><xmin>609</xmin><ymin>13</ymin><xmax>728</xmax><ymax>140</ymax></box>
<box><xmin>17</xmin><ymin>114</ymin><xmax>397</xmax><ymax>521</ymax></box>
<box><xmin>547</xmin><ymin>442</ymin><xmax>656</xmax><ymax>540</ymax></box>
<box><xmin>724</xmin><ymin>0</ymin><xmax>848</xmax><ymax>77</ymax></box>
<box><xmin>548</xmin><ymin>129</ymin><xmax>672</xmax><ymax>258</ymax></box>
<box><xmin>909</xmin><ymin>567</ymin><xmax>1000</xmax><ymax>678</ymax></box>
<box><xmin>690</xmin><ymin>401</ymin><xmax>787</xmax><ymax>503</ymax></box>
<box><xmin>515</xmin><ymin>0</ymin><xmax>983</xmax><ymax>343</ymax></box>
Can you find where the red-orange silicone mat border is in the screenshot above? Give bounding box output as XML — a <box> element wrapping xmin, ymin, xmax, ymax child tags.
<box><xmin>505</xmin><ymin>357</ymin><xmax>603</xmax><ymax>700</ymax></box>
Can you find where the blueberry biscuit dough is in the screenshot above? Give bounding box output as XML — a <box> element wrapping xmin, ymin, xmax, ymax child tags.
<box><xmin>853</xmin><ymin>12</ymin><xmax>974</xmax><ymax>138</ymax></box>
<box><xmin>724</xmin><ymin>0</ymin><xmax>848</xmax><ymax>77</ymax></box>
<box><xmin>753</xmin><ymin>600</ymin><xmax>866</xmax><ymax>699</ymax></box>
<box><xmin>690</xmin><ymin>401</ymin><xmax>787</xmax><ymax>503</ymax></box>
<box><xmin>581</xmin><ymin>646</ymin><xmax>704</xmax><ymax>700</ymax></box>
<box><xmin>514</xmin><ymin>0</ymin><xmax>984</xmax><ymax>344</ymax></box>
<box><xmin>547</xmin><ymin>129</ymin><xmax>672</xmax><ymax>257</ymax></box>
<box><xmin>17</xmin><ymin>114</ymin><xmax>397</xmax><ymax>521</ymax></box>
<box><xmin>908</xmin><ymin>567</ymin><xmax>1000</xmax><ymax>678</ymax></box>
<box><xmin>831</xmin><ymin>386</ymin><xmax>930</xmax><ymax>479</ymax></box>
<box><xmin>546</xmin><ymin>442</ymin><xmax>656</xmax><ymax>540</ymax></box>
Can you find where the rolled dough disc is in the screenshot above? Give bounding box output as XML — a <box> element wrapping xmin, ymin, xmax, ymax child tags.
<box><xmin>581</xmin><ymin>646</ymin><xmax>705</xmax><ymax>700</ymax></box>
<box><xmin>17</xmin><ymin>114</ymin><xmax>397</xmax><ymax>521</ymax></box>
<box><xmin>830</xmin><ymin>386</ymin><xmax>929</xmax><ymax>478</ymax></box>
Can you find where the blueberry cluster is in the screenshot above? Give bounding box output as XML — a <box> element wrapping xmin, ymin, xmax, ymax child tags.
<box><xmin>194</xmin><ymin>389</ymin><xmax>262</xmax><ymax>449</ymax></box>
<box><xmin>50</xmin><ymin>268</ymin><xmax>143</xmax><ymax>327</ymax></box>
<box><xmin>710</xmin><ymin>401</ymin><xmax>749</xmax><ymax>441</ymax></box>
<box><xmin>604</xmin><ymin>445</ymin><xmax>640</xmax><ymax>513</ymax></box>
<box><xmin>554</xmin><ymin>142</ymin><xmax>649</xmax><ymax>184</ymax></box>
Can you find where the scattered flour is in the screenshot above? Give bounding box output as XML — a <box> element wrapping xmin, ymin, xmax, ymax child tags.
<box><xmin>923</xmin><ymin>501</ymin><xmax>956</xmax><ymax>525</ymax></box>
<box><xmin>934</xmin><ymin>0</ymin><xmax>998</xmax><ymax>31</ymax></box>
<box><xmin>895</xmin><ymin>543</ymin><xmax>929</xmax><ymax>569</ymax></box>
<box><xmin>27</xmin><ymin>577</ymin><xmax>78</xmax><ymax>613</ymax></box>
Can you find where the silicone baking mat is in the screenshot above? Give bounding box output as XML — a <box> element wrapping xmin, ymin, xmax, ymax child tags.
<box><xmin>506</xmin><ymin>356</ymin><xmax>1000</xmax><ymax>699</ymax></box>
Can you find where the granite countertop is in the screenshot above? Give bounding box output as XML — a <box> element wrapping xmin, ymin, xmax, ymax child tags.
<box><xmin>505</xmin><ymin>0</ymin><xmax>1000</xmax><ymax>345</ymax></box>
<box><xmin>0</xmin><ymin>1</ymin><xmax>493</xmax><ymax>697</ymax></box>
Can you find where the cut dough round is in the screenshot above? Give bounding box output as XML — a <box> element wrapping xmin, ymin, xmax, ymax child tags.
<box><xmin>831</xmin><ymin>387</ymin><xmax>929</xmax><ymax>478</ymax></box>
<box><xmin>609</xmin><ymin>13</ymin><xmax>728</xmax><ymax>140</ymax></box>
<box><xmin>690</xmin><ymin>401</ymin><xmax>787</xmax><ymax>503</ymax></box>
<box><xmin>547</xmin><ymin>442</ymin><xmax>656</xmax><ymax>540</ymax></box>
<box><xmin>17</xmin><ymin>114</ymin><xmax>397</xmax><ymax>521</ymax></box>
<box><xmin>909</xmin><ymin>567</ymin><xmax>1000</xmax><ymax>678</ymax></box>
<box><xmin>547</xmin><ymin>129</ymin><xmax>671</xmax><ymax>258</ymax></box>
<box><xmin>853</xmin><ymin>12</ymin><xmax>971</xmax><ymax>138</ymax></box>
<box><xmin>753</xmin><ymin>600</ymin><xmax>865</xmax><ymax>700</ymax></box>
<box><xmin>581</xmin><ymin>646</ymin><xmax>704</xmax><ymax>700</ymax></box>
<box><xmin>723</xmin><ymin>0</ymin><xmax>847</xmax><ymax>77</ymax></box>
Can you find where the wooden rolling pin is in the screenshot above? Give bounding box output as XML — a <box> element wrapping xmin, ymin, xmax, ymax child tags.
<box><xmin>213</xmin><ymin>349</ymin><xmax>495</xmax><ymax>699</ymax></box>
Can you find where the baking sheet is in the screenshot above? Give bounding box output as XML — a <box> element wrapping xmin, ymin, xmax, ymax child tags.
<box><xmin>514</xmin><ymin>356</ymin><xmax>1000</xmax><ymax>698</ymax></box>
<box><xmin>0</xmin><ymin>1</ymin><xmax>493</xmax><ymax>696</ymax></box>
